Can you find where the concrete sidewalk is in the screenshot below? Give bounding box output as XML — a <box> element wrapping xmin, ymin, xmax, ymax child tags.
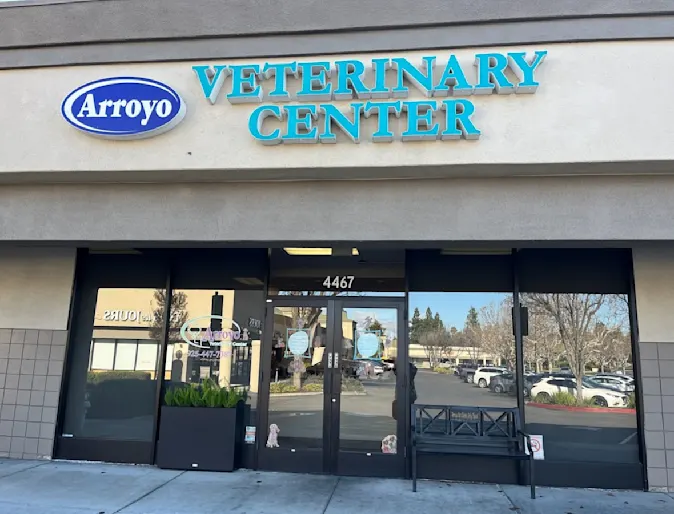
<box><xmin>0</xmin><ymin>459</ymin><xmax>673</xmax><ymax>514</ymax></box>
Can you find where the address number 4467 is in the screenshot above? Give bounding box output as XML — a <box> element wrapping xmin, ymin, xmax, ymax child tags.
<box><xmin>323</xmin><ymin>276</ymin><xmax>355</xmax><ymax>289</ymax></box>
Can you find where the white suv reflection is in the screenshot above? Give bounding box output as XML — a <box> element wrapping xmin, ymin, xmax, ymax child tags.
<box><xmin>473</xmin><ymin>367</ymin><xmax>507</xmax><ymax>388</ymax></box>
<box><xmin>530</xmin><ymin>377</ymin><xmax>627</xmax><ymax>408</ymax></box>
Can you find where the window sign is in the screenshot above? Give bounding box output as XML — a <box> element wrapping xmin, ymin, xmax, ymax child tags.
<box><xmin>180</xmin><ymin>315</ymin><xmax>249</xmax><ymax>348</ymax></box>
<box><xmin>287</xmin><ymin>329</ymin><xmax>310</xmax><ymax>358</ymax></box>
<box><xmin>356</xmin><ymin>331</ymin><xmax>381</xmax><ymax>359</ymax></box>
<box><xmin>245</xmin><ymin>426</ymin><xmax>256</xmax><ymax>444</ymax></box>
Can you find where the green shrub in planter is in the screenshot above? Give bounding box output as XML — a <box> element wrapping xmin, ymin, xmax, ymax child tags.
<box><xmin>158</xmin><ymin>378</ymin><xmax>248</xmax><ymax>472</ymax></box>
<box><xmin>164</xmin><ymin>378</ymin><xmax>247</xmax><ymax>408</ymax></box>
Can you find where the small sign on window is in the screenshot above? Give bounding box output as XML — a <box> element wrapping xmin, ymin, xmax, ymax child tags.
<box><xmin>245</xmin><ymin>426</ymin><xmax>256</xmax><ymax>444</ymax></box>
<box><xmin>524</xmin><ymin>435</ymin><xmax>545</xmax><ymax>460</ymax></box>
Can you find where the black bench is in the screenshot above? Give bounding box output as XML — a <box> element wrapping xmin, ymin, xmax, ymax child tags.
<box><xmin>411</xmin><ymin>404</ymin><xmax>535</xmax><ymax>499</ymax></box>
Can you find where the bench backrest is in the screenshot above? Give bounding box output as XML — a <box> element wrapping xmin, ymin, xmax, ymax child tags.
<box><xmin>412</xmin><ymin>404</ymin><xmax>522</xmax><ymax>445</ymax></box>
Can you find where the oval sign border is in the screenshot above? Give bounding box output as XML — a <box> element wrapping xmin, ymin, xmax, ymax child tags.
<box><xmin>180</xmin><ymin>315</ymin><xmax>243</xmax><ymax>349</ymax></box>
<box><xmin>61</xmin><ymin>76</ymin><xmax>186</xmax><ymax>140</ymax></box>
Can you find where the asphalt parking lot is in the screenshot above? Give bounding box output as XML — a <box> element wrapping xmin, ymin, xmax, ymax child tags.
<box><xmin>416</xmin><ymin>370</ymin><xmax>639</xmax><ymax>462</ymax></box>
<box><xmin>267</xmin><ymin>369</ymin><xmax>639</xmax><ymax>463</ymax></box>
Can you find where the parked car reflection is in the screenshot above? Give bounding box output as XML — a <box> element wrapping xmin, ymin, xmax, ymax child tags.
<box><xmin>530</xmin><ymin>377</ymin><xmax>628</xmax><ymax>407</ymax></box>
<box><xmin>592</xmin><ymin>373</ymin><xmax>635</xmax><ymax>393</ymax></box>
<box><xmin>488</xmin><ymin>372</ymin><xmax>540</xmax><ymax>397</ymax></box>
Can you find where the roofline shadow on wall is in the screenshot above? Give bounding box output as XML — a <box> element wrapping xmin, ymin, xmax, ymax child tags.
<box><xmin>1</xmin><ymin>14</ymin><xmax>674</xmax><ymax>70</ymax></box>
<box><xmin>3</xmin><ymin>161</ymin><xmax>674</xmax><ymax>186</ymax></box>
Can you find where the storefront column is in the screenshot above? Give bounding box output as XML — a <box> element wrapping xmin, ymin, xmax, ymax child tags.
<box><xmin>633</xmin><ymin>246</ymin><xmax>674</xmax><ymax>492</ymax></box>
<box><xmin>0</xmin><ymin>247</ymin><xmax>76</xmax><ymax>460</ymax></box>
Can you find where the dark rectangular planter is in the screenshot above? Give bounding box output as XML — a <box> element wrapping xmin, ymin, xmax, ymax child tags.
<box><xmin>156</xmin><ymin>405</ymin><xmax>241</xmax><ymax>472</ymax></box>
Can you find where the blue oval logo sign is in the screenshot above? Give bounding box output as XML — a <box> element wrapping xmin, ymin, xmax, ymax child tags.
<box><xmin>61</xmin><ymin>77</ymin><xmax>186</xmax><ymax>140</ymax></box>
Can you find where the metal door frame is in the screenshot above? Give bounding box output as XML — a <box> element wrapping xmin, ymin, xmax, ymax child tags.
<box><xmin>257</xmin><ymin>296</ymin><xmax>332</xmax><ymax>473</ymax></box>
<box><xmin>257</xmin><ymin>295</ymin><xmax>407</xmax><ymax>477</ymax></box>
<box><xmin>331</xmin><ymin>296</ymin><xmax>407</xmax><ymax>477</ymax></box>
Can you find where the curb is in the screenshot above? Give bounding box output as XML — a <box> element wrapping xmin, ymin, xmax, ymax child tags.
<box><xmin>527</xmin><ymin>402</ymin><xmax>636</xmax><ymax>414</ymax></box>
<box><xmin>270</xmin><ymin>391</ymin><xmax>366</xmax><ymax>397</ymax></box>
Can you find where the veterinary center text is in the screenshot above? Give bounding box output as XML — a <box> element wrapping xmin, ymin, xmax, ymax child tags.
<box><xmin>193</xmin><ymin>51</ymin><xmax>547</xmax><ymax>144</ymax></box>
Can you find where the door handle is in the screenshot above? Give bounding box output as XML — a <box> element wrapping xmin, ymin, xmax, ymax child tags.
<box><xmin>333</xmin><ymin>352</ymin><xmax>339</xmax><ymax>367</ymax></box>
<box><xmin>327</xmin><ymin>353</ymin><xmax>333</xmax><ymax>369</ymax></box>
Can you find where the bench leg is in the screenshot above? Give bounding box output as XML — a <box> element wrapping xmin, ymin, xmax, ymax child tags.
<box><xmin>529</xmin><ymin>456</ymin><xmax>535</xmax><ymax>499</ymax></box>
<box><xmin>412</xmin><ymin>444</ymin><xmax>417</xmax><ymax>492</ymax></box>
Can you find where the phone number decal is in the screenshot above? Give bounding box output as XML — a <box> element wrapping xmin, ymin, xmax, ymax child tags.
<box><xmin>187</xmin><ymin>350</ymin><xmax>231</xmax><ymax>359</ymax></box>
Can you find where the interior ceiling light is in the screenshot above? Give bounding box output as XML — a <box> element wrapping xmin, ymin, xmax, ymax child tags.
<box><xmin>283</xmin><ymin>248</ymin><xmax>360</xmax><ymax>256</ymax></box>
<box><xmin>284</xmin><ymin>248</ymin><xmax>333</xmax><ymax>256</ymax></box>
<box><xmin>88</xmin><ymin>249</ymin><xmax>142</xmax><ymax>255</ymax></box>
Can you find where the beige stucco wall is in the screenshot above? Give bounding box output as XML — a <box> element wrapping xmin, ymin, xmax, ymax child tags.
<box><xmin>632</xmin><ymin>246</ymin><xmax>674</xmax><ymax>492</ymax></box>
<box><xmin>0</xmin><ymin>247</ymin><xmax>75</xmax><ymax>460</ymax></box>
<box><xmin>1</xmin><ymin>40</ymin><xmax>674</xmax><ymax>181</ymax></box>
<box><xmin>0</xmin><ymin>248</ymin><xmax>75</xmax><ymax>330</ymax></box>
<box><xmin>634</xmin><ymin>248</ymin><xmax>674</xmax><ymax>344</ymax></box>
<box><xmin>3</xmin><ymin>175</ymin><xmax>674</xmax><ymax>242</ymax></box>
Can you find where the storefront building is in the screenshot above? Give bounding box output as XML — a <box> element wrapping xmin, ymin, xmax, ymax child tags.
<box><xmin>1</xmin><ymin>0</ymin><xmax>674</xmax><ymax>493</ymax></box>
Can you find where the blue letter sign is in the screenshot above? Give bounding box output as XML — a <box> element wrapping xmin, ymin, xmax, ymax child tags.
<box><xmin>190</xmin><ymin>51</ymin><xmax>547</xmax><ymax>144</ymax></box>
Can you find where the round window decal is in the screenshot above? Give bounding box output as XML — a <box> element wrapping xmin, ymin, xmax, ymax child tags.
<box><xmin>357</xmin><ymin>332</ymin><xmax>380</xmax><ymax>359</ymax></box>
<box><xmin>288</xmin><ymin>330</ymin><xmax>310</xmax><ymax>356</ymax></box>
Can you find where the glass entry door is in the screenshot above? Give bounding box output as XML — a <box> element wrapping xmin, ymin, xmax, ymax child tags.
<box><xmin>258</xmin><ymin>297</ymin><xmax>406</xmax><ymax>477</ymax></box>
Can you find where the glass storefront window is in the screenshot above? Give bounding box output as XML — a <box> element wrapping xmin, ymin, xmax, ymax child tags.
<box><xmin>164</xmin><ymin>289</ymin><xmax>264</xmax><ymax>408</ymax></box>
<box><xmin>407</xmin><ymin>292</ymin><xmax>517</xmax><ymax>409</ymax></box>
<box><xmin>405</xmin><ymin>249</ymin><xmax>641</xmax><ymax>488</ymax></box>
<box><xmin>265</xmin><ymin>306</ymin><xmax>328</xmax><ymax>449</ymax></box>
<box><xmin>62</xmin><ymin>287</ymin><xmax>165</xmax><ymax>441</ymax></box>
<box><xmin>58</xmin><ymin>249</ymin><xmax>268</xmax><ymax>465</ymax></box>
<box><xmin>522</xmin><ymin>293</ymin><xmax>639</xmax><ymax>465</ymax></box>
<box><xmin>339</xmin><ymin>306</ymin><xmax>399</xmax><ymax>452</ymax></box>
